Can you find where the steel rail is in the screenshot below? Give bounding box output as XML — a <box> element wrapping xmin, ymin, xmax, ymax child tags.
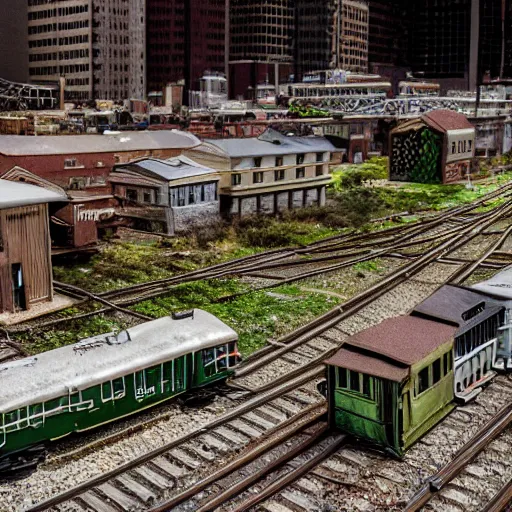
<box><xmin>481</xmin><ymin>478</ymin><xmax>512</xmax><ymax>512</ymax></box>
<box><xmin>404</xmin><ymin>402</ymin><xmax>512</xmax><ymax>511</ymax></box>
<box><xmin>25</xmin><ymin>367</ymin><xmax>323</xmax><ymax>512</ymax></box>
<box><xmin>228</xmin><ymin>433</ymin><xmax>347</xmax><ymax>512</ymax></box>
<box><xmin>234</xmin><ymin>200</ymin><xmax>512</xmax><ymax>380</ymax></box>
<box><xmin>195</xmin><ymin>422</ymin><xmax>330</xmax><ymax>512</ymax></box>
<box><xmin>147</xmin><ymin>404</ymin><xmax>327</xmax><ymax>512</ymax></box>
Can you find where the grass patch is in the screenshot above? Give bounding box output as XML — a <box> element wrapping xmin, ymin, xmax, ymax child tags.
<box><xmin>353</xmin><ymin>258</ymin><xmax>385</xmax><ymax>274</ymax></box>
<box><xmin>132</xmin><ymin>284</ymin><xmax>339</xmax><ymax>356</ymax></box>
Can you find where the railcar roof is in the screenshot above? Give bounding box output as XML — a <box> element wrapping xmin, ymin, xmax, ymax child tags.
<box><xmin>412</xmin><ymin>284</ymin><xmax>505</xmax><ymax>336</ymax></box>
<box><xmin>0</xmin><ymin>310</ymin><xmax>237</xmax><ymax>413</ymax></box>
<box><xmin>471</xmin><ymin>265</ymin><xmax>512</xmax><ymax>300</ymax></box>
<box><xmin>325</xmin><ymin>316</ymin><xmax>456</xmax><ymax>380</ymax></box>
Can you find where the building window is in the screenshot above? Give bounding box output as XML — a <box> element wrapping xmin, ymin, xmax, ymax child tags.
<box><xmin>126</xmin><ymin>189</ymin><xmax>137</xmax><ymax>201</ymax></box>
<box><xmin>143</xmin><ymin>190</ymin><xmax>152</xmax><ymax>204</ymax></box>
<box><xmin>254</xmin><ymin>157</ymin><xmax>262</xmax><ymax>168</ymax></box>
<box><xmin>275</xmin><ymin>169</ymin><xmax>285</xmax><ymax>181</ymax></box>
<box><xmin>188</xmin><ymin>187</ymin><xmax>195</xmax><ymax>205</ymax></box>
<box><xmin>296</xmin><ymin>154</ymin><xmax>304</xmax><ymax>165</ymax></box>
<box><xmin>316</xmin><ymin>165</ymin><xmax>323</xmax><ymax>176</ymax></box>
<box><xmin>296</xmin><ymin>168</ymin><xmax>305</xmax><ymax>179</ymax></box>
<box><xmin>64</xmin><ymin>158</ymin><xmax>76</xmax><ymax>168</ymax></box>
<box><xmin>232</xmin><ymin>173</ymin><xmax>241</xmax><ymax>186</ymax></box>
<box><xmin>276</xmin><ymin>156</ymin><xmax>283</xmax><ymax>167</ymax></box>
<box><xmin>316</xmin><ymin>152</ymin><xmax>324</xmax><ymax>163</ymax></box>
<box><xmin>253</xmin><ymin>171</ymin><xmax>264</xmax><ymax>184</ymax></box>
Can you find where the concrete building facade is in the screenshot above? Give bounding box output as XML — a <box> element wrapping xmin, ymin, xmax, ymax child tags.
<box><xmin>27</xmin><ymin>0</ymin><xmax>145</xmax><ymax>102</ymax></box>
<box><xmin>189</xmin><ymin>129</ymin><xmax>337</xmax><ymax>217</ymax></box>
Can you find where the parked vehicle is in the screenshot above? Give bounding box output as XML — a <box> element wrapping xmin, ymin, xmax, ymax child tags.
<box><xmin>0</xmin><ymin>309</ymin><xmax>241</xmax><ymax>471</ymax></box>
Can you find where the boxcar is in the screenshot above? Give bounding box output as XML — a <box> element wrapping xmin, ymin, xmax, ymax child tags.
<box><xmin>0</xmin><ymin>309</ymin><xmax>240</xmax><ymax>459</ymax></box>
<box><xmin>325</xmin><ymin>316</ymin><xmax>456</xmax><ymax>456</ymax></box>
<box><xmin>412</xmin><ymin>285</ymin><xmax>505</xmax><ymax>402</ymax></box>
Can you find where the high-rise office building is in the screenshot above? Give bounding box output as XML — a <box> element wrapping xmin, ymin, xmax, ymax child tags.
<box><xmin>27</xmin><ymin>0</ymin><xmax>145</xmax><ymax>102</ymax></box>
<box><xmin>146</xmin><ymin>0</ymin><xmax>227</xmax><ymax>96</ymax></box>
<box><xmin>0</xmin><ymin>2</ymin><xmax>28</xmax><ymax>83</ymax></box>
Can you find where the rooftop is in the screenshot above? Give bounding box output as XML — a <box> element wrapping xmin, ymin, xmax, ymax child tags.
<box><xmin>206</xmin><ymin>128</ymin><xmax>336</xmax><ymax>158</ymax></box>
<box><xmin>412</xmin><ymin>284</ymin><xmax>505</xmax><ymax>336</ymax></box>
<box><xmin>0</xmin><ymin>179</ymin><xmax>67</xmax><ymax>208</ymax></box>
<box><xmin>423</xmin><ymin>109</ymin><xmax>474</xmax><ymax>133</ymax></box>
<box><xmin>0</xmin><ymin>130</ymin><xmax>201</xmax><ymax>156</ymax></box>
<box><xmin>471</xmin><ymin>265</ymin><xmax>512</xmax><ymax>300</ymax></box>
<box><xmin>114</xmin><ymin>156</ymin><xmax>218</xmax><ymax>182</ymax></box>
<box><xmin>325</xmin><ymin>316</ymin><xmax>456</xmax><ymax>381</ymax></box>
<box><xmin>0</xmin><ymin>309</ymin><xmax>238</xmax><ymax>413</ymax></box>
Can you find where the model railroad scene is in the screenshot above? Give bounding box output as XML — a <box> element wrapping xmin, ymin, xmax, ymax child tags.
<box><xmin>3</xmin><ymin>2</ymin><xmax>512</xmax><ymax>510</ymax></box>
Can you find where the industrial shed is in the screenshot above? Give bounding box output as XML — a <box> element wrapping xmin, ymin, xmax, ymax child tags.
<box><xmin>0</xmin><ymin>180</ymin><xmax>66</xmax><ymax>313</ymax></box>
<box><xmin>389</xmin><ymin>110</ymin><xmax>475</xmax><ymax>184</ymax></box>
<box><xmin>111</xmin><ymin>156</ymin><xmax>221</xmax><ymax>234</ymax></box>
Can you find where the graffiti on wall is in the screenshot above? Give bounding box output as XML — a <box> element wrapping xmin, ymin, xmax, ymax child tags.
<box><xmin>74</xmin><ymin>204</ymin><xmax>115</xmax><ymax>223</ymax></box>
<box><xmin>445</xmin><ymin>160</ymin><xmax>470</xmax><ymax>183</ymax></box>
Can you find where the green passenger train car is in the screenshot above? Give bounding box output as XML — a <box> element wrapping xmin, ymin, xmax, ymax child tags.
<box><xmin>325</xmin><ymin>316</ymin><xmax>457</xmax><ymax>456</ymax></box>
<box><xmin>0</xmin><ymin>309</ymin><xmax>241</xmax><ymax>463</ymax></box>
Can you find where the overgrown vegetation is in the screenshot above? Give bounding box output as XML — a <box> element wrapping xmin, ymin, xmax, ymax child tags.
<box><xmin>131</xmin><ymin>283</ymin><xmax>339</xmax><ymax>356</ymax></box>
<box><xmin>331</xmin><ymin>157</ymin><xmax>388</xmax><ymax>189</ymax></box>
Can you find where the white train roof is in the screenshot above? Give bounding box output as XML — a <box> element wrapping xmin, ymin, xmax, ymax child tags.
<box><xmin>0</xmin><ymin>310</ymin><xmax>238</xmax><ymax>414</ymax></box>
<box><xmin>471</xmin><ymin>265</ymin><xmax>512</xmax><ymax>300</ymax></box>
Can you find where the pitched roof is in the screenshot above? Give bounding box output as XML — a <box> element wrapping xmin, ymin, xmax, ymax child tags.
<box><xmin>0</xmin><ymin>179</ymin><xmax>67</xmax><ymax>208</ymax></box>
<box><xmin>114</xmin><ymin>156</ymin><xmax>218</xmax><ymax>182</ymax></box>
<box><xmin>326</xmin><ymin>346</ymin><xmax>409</xmax><ymax>382</ymax></box>
<box><xmin>412</xmin><ymin>284</ymin><xmax>505</xmax><ymax>337</ymax></box>
<box><xmin>423</xmin><ymin>110</ymin><xmax>474</xmax><ymax>133</ymax></box>
<box><xmin>206</xmin><ymin>128</ymin><xmax>336</xmax><ymax>158</ymax></box>
<box><xmin>0</xmin><ymin>130</ymin><xmax>200</xmax><ymax>156</ymax></box>
<box><xmin>325</xmin><ymin>316</ymin><xmax>456</xmax><ymax>381</ymax></box>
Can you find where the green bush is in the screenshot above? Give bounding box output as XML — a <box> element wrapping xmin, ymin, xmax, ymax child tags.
<box><xmin>332</xmin><ymin>157</ymin><xmax>388</xmax><ymax>190</ymax></box>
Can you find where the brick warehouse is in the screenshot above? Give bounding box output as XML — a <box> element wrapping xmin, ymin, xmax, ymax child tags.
<box><xmin>0</xmin><ymin>131</ymin><xmax>201</xmax><ymax>248</ymax></box>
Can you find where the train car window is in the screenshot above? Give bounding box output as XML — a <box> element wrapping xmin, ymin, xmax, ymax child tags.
<box><xmin>203</xmin><ymin>348</ymin><xmax>216</xmax><ymax>378</ymax></box>
<box><xmin>4</xmin><ymin>411</ymin><xmax>20</xmax><ymax>432</ymax></box>
<box><xmin>417</xmin><ymin>367</ymin><xmax>430</xmax><ymax>395</ymax></box>
<box><xmin>175</xmin><ymin>356</ymin><xmax>185</xmax><ymax>390</ymax></box>
<box><xmin>349</xmin><ymin>370</ymin><xmax>360</xmax><ymax>393</ymax></box>
<box><xmin>29</xmin><ymin>403</ymin><xmax>44</xmax><ymax>427</ymax></box>
<box><xmin>337</xmin><ymin>368</ymin><xmax>348</xmax><ymax>388</ymax></box>
<box><xmin>362</xmin><ymin>374</ymin><xmax>372</xmax><ymax>398</ymax></box>
<box><xmin>444</xmin><ymin>351</ymin><xmax>452</xmax><ymax>373</ymax></box>
<box><xmin>432</xmin><ymin>359</ymin><xmax>441</xmax><ymax>385</ymax></box>
<box><xmin>45</xmin><ymin>396</ymin><xmax>67</xmax><ymax>416</ymax></box>
<box><xmin>216</xmin><ymin>345</ymin><xmax>227</xmax><ymax>371</ymax></box>
<box><xmin>161</xmin><ymin>361</ymin><xmax>173</xmax><ymax>393</ymax></box>
<box><xmin>101</xmin><ymin>381</ymin><xmax>113</xmax><ymax>402</ymax></box>
<box><xmin>145</xmin><ymin>366</ymin><xmax>160</xmax><ymax>396</ymax></box>
<box><xmin>228</xmin><ymin>342</ymin><xmax>241</xmax><ymax>367</ymax></box>
<box><xmin>113</xmin><ymin>377</ymin><xmax>126</xmax><ymax>399</ymax></box>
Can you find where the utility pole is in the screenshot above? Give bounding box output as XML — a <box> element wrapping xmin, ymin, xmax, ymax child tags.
<box><xmin>472</xmin><ymin>0</ymin><xmax>481</xmax><ymax>117</ymax></box>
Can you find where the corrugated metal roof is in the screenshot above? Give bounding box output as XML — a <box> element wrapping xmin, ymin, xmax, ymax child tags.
<box><xmin>471</xmin><ymin>265</ymin><xmax>512</xmax><ymax>300</ymax></box>
<box><xmin>0</xmin><ymin>130</ymin><xmax>200</xmax><ymax>156</ymax></box>
<box><xmin>115</xmin><ymin>156</ymin><xmax>218</xmax><ymax>182</ymax></box>
<box><xmin>423</xmin><ymin>110</ymin><xmax>474</xmax><ymax>133</ymax></box>
<box><xmin>412</xmin><ymin>284</ymin><xmax>505</xmax><ymax>337</ymax></box>
<box><xmin>0</xmin><ymin>180</ymin><xmax>67</xmax><ymax>208</ymax></box>
<box><xmin>206</xmin><ymin>128</ymin><xmax>336</xmax><ymax>158</ymax></box>
<box><xmin>325</xmin><ymin>346</ymin><xmax>409</xmax><ymax>382</ymax></box>
<box><xmin>0</xmin><ymin>309</ymin><xmax>238</xmax><ymax>413</ymax></box>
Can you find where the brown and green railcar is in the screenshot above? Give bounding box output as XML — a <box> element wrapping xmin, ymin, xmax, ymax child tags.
<box><xmin>0</xmin><ymin>309</ymin><xmax>241</xmax><ymax>466</ymax></box>
<box><xmin>325</xmin><ymin>316</ymin><xmax>456</xmax><ymax>456</ymax></box>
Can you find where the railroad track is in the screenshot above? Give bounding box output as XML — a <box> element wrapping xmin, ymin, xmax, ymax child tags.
<box><xmin>24</xmin><ymin>369</ymin><xmax>325</xmax><ymax>512</ymax></box>
<box><xmin>11</xmin><ymin>195</ymin><xmax>512</xmax><ymax>511</ymax></box>
<box><xmin>8</xmin><ymin>182</ymin><xmax>512</xmax><ymax>334</ymax></box>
